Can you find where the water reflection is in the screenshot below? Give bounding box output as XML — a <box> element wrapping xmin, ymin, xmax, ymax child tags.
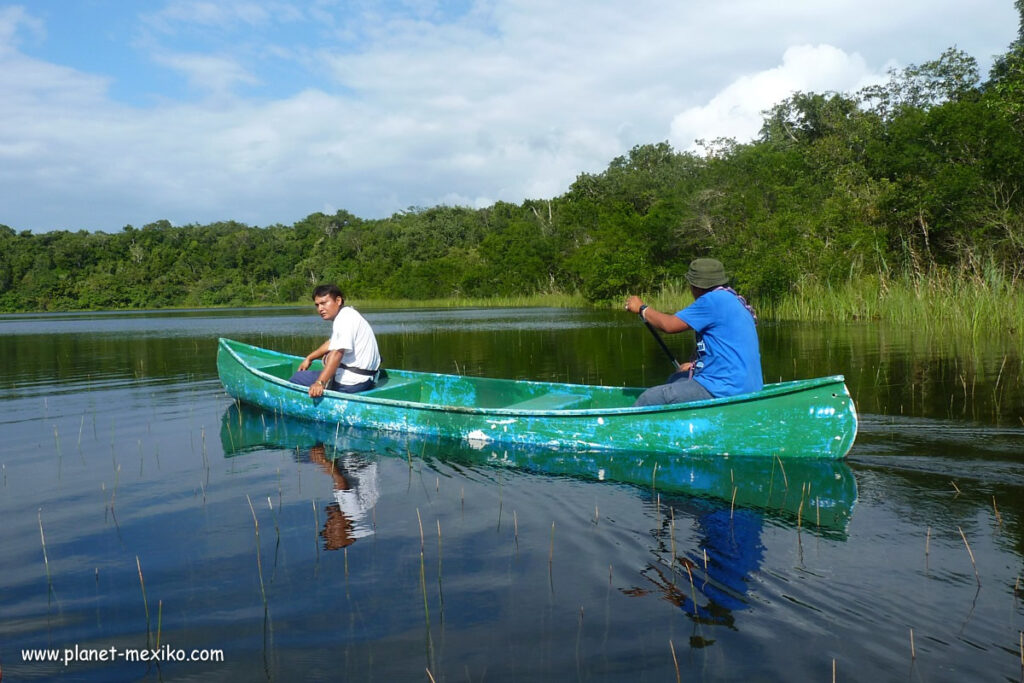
<box><xmin>221</xmin><ymin>404</ymin><xmax>856</xmax><ymax>529</ymax></box>
<box><xmin>220</xmin><ymin>402</ymin><xmax>857</xmax><ymax>533</ymax></box>
<box><xmin>221</xmin><ymin>408</ymin><xmax>380</xmax><ymax>550</ymax></box>
<box><xmin>308</xmin><ymin>444</ymin><xmax>380</xmax><ymax>549</ymax></box>
<box><xmin>638</xmin><ymin>503</ymin><xmax>764</xmax><ymax>630</ymax></box>
<box><xmin>627</xmin><ymin>462</ymin><xmax>849</xmax><ymax>631</ymax></box>
<box><xmin>220</xmin><ymin>403</ymin><xmax>858</xmax><ymax>637</ymax></box>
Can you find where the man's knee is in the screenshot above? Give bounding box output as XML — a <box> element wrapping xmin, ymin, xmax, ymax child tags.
<box><xmin>633</xmin><ymin>379</ymin><xmax>711</xmax><ymax>407</ymax></box>
<box><xmin>289</xmin><ymin>370</ymin><xmax>322</xmax><ymax>387</ymax></box>
<box><xmin>633</xmin><ymin>385</ymin><xmax>668</xmax><ymax>407</ymax></box>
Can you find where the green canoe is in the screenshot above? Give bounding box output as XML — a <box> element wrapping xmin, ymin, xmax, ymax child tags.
<box><xmin>217</xmin><ymin>338</ymin><xmax>858</xmax><ymax>459</ymax></box>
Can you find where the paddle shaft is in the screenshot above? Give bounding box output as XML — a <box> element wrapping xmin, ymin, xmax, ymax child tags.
<box><xmin>643</xmin><ymin>320</ymin><xmax>682</xmax><ymax>371</ymax></box>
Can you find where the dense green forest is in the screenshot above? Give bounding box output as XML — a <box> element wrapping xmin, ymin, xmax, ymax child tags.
<box><xmin>3</xmin><ymin>11</ymin><xmax>1024</xmax><ymax>313</ymax></box>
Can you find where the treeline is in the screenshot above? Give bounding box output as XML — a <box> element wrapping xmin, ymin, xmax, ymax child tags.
<box><xmin>3</xmin><ymin>25</ymin><xmax>1024</xmax><ymax>312</ymax></box>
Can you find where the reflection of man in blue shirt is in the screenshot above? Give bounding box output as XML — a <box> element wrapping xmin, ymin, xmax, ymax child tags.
<box><xmin>625</xmin><ymin>258</ymin><xmax>762</xmax><ymax>406</ymax></box>
<box><xmin>691</xmin><ymin>506</ymin><xmax>764</xmax><ymax>616</ymax></box>
<box><xmin>644</xmin><ymin>500</ymin><xmax>764</xmax><ymax>625</ymax></box>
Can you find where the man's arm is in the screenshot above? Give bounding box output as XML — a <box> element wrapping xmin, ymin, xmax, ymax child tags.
<box><xmin>297</xmin><ymin>340</ymin><xmax>332</xmax><ymax>371</ymax></box>
<box><xmin>309</xmin><ymin>349</ymin><xmax>344</xmax><ymax>398</ymax></box>
<box><xmin>624</xmin><ymin>296</ymin><xmax>690</xmax><ymax>334</ymax></box>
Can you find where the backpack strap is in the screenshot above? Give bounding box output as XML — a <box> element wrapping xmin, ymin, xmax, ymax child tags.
<box><xmin>339</xmin><ymin>362</ymin><xmax>380</xmax><ymax>377</ymax></box>
<box><xmin>713</xmin><ymin>286</ymin><xmax>757</xmax><ymax>325</ymax></box>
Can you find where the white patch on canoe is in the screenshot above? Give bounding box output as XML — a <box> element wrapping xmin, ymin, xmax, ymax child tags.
<box><xmin>598</xmin><ymin>468</ymin><xmax>605</xmax><ymax>481</ymax></box>
<box><xmin>466</xmin><ymin>430</ymin><xmax>494</xmax><ymax>449</ymax></box>
<box><xmin>597</xmin><ymin>417</ymin><xmax>604</xmax><ymax>425</ymax></box>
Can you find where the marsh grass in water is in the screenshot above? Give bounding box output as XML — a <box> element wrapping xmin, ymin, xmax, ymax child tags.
<box><xmin>763</xmin><ymin>272</ymin><xmax>1024</xmax><ymax>340</ymax></box>
<box><xmin>632</xmin><ymin>272</ymin><xmax>1024</xmax><ymax>340</ymax></box>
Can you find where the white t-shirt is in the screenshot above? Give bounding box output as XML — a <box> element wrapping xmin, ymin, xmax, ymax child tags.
<box><xmin>328</xmin><ymin>307</ymin><xmax>381</xmax><ymax>386</ymax></box>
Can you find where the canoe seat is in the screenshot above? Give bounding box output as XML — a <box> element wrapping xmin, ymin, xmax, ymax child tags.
<box><xmin>503</xmin><ymin>392</ymin><xmax>589</xmax><ymax>411</ymax></box>
<box><xmin>256</xmin><ymin>362</ymin><xmax>296</xmax><ymax>380</ymax></box>
<box><xmin>364</xmin><ymin>377</ymin><xmax>422</xmax><ymax>401</ymax></box>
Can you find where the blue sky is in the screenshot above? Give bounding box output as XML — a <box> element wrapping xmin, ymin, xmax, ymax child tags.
<box><xmin>1</xmin><ymin>0</ymin><xmax>1019</xmax><ymax>232</ymax></box>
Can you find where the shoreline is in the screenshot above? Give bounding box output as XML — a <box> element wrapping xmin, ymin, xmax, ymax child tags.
<box><xmin>2</xmin><ymin>275</ymin><xmax>1021</xmax><ymax>338</ymax></box>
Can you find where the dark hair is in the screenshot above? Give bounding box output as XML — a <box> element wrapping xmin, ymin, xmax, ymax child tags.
<box><xmin>312</xmin><ymin>284</ymin><xmax>344</xmax><ymax>301</ymax></box>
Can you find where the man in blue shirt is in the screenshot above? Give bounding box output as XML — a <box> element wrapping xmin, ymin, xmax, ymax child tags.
<box><xmin>625</xmin><ymin>258</ymin><xmax>762</xmax><ymax>406</ymax></box>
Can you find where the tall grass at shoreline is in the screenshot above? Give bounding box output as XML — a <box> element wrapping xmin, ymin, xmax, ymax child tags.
<box><xmin>639</xmin><ymin>273</ymin><xmax>1023</xmax><ymax>339</ymax></box>
<box><xmin>762</xmin><ymin>273</ymin><xmax>1024</xmax><ymax>338</ymax></box>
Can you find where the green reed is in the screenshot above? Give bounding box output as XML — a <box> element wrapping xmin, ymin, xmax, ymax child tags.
<box><xmin>958</xmin><ymin>526</ymin><xmax>981</xmax><ymax>587</ymax></box>
<box><xmin>416</xmin><ymin>508</ymin><xmax>431</xmax><ymax>629</ymax></box>
<box><xmin>247</xmin><ymin>495</ymin><xmax>268</xmax><ymax>608</ymax></box>
<box><xmin>136</xmin><ymin>555</ymin><xmax>151</xmax><ymax>643</ymax></box>
<box><xmin>436</xmin><ymin>519</ymin><xmax>444</xmax><ymax>599</ymax></box>
<box><xmin>38</xmin><ymin>509</ymin><xmax>52</xmax><ymax>588</ymax></box>
<box><xmin>636</xmin><ymin>270</ymin><xmax>1024</xmax><ymax>340</ymax></box>
<box><xmin>763</xmin><ymin>272</ymin><xmax>1024</xmax><ymax>338</ymax></box>
<box><xmin>669</xmin><ymin>640</ymin><xmax>681</xmax><ymax>683</ymax></box>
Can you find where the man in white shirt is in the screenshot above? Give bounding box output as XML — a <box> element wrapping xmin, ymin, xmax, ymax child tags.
<box><xmin>289</xmin><ymin>284</ymin><xmax>381</xmax><ymax>397</ymax></box>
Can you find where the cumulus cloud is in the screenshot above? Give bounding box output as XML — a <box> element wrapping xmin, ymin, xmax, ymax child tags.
<box><xmin>669</xmin><ymin>45</ymin><xmax>890</xmax><ymax>152</ymax></box>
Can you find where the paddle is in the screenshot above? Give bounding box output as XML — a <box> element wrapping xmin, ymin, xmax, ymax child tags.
<box><xmin>642</xmin><ymin>319</ymin><xmax>682</xmax><ymax>372</ymax></box>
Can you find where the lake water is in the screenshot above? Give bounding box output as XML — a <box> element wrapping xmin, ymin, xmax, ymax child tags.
<box><xmin>2</xmin><ymin>307</ymin><xmax>1023</xmax><ymax>682</ymax></box>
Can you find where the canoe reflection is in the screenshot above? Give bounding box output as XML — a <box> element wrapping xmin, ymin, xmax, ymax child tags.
<box><xmin>220</xmin><ymin>403</ymin><xmax>856</xmax><ymax>625</ymax></box>
<box><xmin>219</xmin><ymin>402</ymin><xmax>857</xmax><ymax>540</ymax></box>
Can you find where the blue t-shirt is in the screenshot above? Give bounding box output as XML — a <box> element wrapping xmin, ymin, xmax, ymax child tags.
<box><xmin>677</xmin><ymin>289</ymin><xmax>763</xmax><ymax>397</ymax></box>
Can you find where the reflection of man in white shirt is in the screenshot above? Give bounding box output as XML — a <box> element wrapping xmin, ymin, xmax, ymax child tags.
<box><xmin>331</xmin><ymin>455</ymin><xmax>380</xmax><ymax>539</ymax></box>
<box><xmin>289</xmin><ymin>284</ymin><xmax>381</xmax><ymax>397</ymax></box>
<box><xmin>310</xmin><ymin>444</ymin><xmax>380</xmax><ymax>550</ymax></box>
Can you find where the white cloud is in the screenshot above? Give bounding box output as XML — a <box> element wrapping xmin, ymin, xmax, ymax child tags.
<box><xmin>143</xmin><ymin>0</ymin><xmax>292</xmax><ymax>31</ymax></box>
<box><xmin>669</xmin><ymin>44</ymin><xmax>890</xmax><ymax>151</ymax></box>
<box><xmin>152</xmin><ymin>51</ymin><xmax>261</xmax><ymax>94</ymax></box>
<box><xmin>0</xmin><ymin>6</ymin><xmax>44</xmax><ymax>58</ymax></box>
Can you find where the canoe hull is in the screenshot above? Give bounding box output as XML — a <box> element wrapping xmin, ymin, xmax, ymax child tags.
<box><xmin>217</xmin><ymin>338</ymin><xmax>857</xmax><ymax>459</ymax></box>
